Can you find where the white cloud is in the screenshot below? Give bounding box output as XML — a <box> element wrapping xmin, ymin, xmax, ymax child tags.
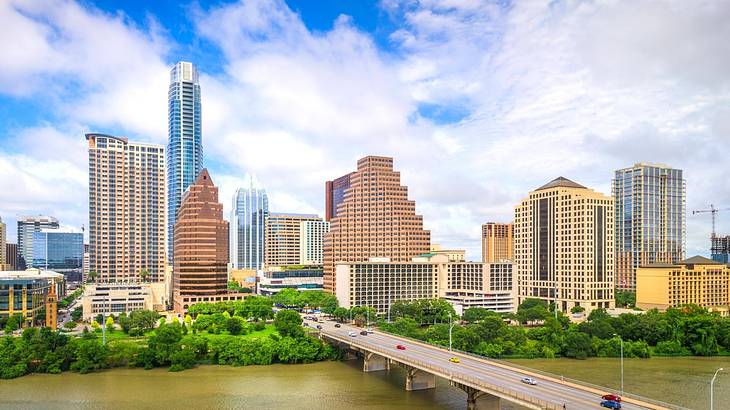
<box><xmin>1</xmin><ymin>0</ymin><xmax>729</xmax><ymax>261</ymax></box>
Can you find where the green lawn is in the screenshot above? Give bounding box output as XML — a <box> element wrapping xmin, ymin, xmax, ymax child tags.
<box><xmin>200</xmin><ymin>324</ymin><xmax>278</xmax><ymax>342</ymax></box>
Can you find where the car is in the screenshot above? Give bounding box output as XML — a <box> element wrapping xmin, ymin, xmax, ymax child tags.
<box><xmin>334</xmin><ymin>323</ymin><xmax>341</xmax><ymax>328</ymax></box>
<box><xmin>316</xmin><ymin>325</ymin><xmax>322</xmax><ymax>330</ymax></box>
<box><xmin>396</xmin><ymin>344</ymin><xmax>406</xmax><ymax>350</ymax></box>
<box><xmin>366</xmin><ymin>328</ymin><xmax>374</xmax><ymax>334</ymax></box>
<box><xmin>348</xmin><ymin>331</ymin><xmax>357</xmax><ymax>337</ymax></box>
<box><xmin>521</xmin><ymin>377</ymin><xmax>538</xmax><ymax>386</ymax></box>
<box><xmin>602</xmin><ymin>394</ymin><xmax>622</xmax><ymax>402</ymax></box>
<box><xmin>360</xmin><ymin>330</ymin><xmax>368</xmax><ymax>336</ymax></box>
<box><xmin>600</xmin><ymin>400</ymin><xmax>622</xmax><ymax>409</ymax></box>
<box><xmin>449</xmin><ymin>357</ymin><xmax>460</xmax><ymax>363</ymax></box>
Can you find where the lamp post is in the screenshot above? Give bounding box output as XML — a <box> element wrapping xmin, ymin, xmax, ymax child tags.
<box><xmin>448</xmin><ymin>312</ymin><xmax>454</xmax><ymax>352</ymax></box>
<box><xmin>711</xmin><ymin>367</ymin><xmax>723</xmax><ymax>410</ymax></box>
<box><xmin>613</xmin><ymin>333</ymin><xmax>623</xmax><ymax>396</ymax></box>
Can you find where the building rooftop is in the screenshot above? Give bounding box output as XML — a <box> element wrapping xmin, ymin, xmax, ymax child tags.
<box><xmin>534</xmin><ymin>177</ymin><xmax>587</xmax><ymax>191</ymax></box>
<box><xmin>678</xmin><ymin>255</ymin><xmax>723</xmax><ymax>265</ymax></box>
<box><xmin>0</xmin><ymin>269</ymin><xmax>65</xmax><ymax>281</ymax></box>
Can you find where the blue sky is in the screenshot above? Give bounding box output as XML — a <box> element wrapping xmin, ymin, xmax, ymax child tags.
<box><xmin>1</xmin><ymin>0</ymin><xmax>729</xmax><ymax>260</ymax></box>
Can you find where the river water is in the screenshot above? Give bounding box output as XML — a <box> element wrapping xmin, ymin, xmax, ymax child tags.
<box><xmin>0</xmin><ymin>357</ymin><xmax>728</xmax><ymax>409</ymax></box>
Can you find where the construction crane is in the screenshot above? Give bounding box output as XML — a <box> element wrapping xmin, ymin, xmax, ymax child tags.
<box><xmin>692</xmin><ymin>204</ymin><xmax>730</xmax><ymax>238</ymax></box>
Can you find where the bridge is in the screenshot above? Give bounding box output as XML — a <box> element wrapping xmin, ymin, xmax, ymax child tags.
<box><xmin>313</xmin><ymin>318</ymin><xmax>671</xmax><ymax>410</ymax></box>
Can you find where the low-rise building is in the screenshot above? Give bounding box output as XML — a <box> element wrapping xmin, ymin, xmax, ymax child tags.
<box><xmin>335</xmin><ymin>254</ymin><xmax>516</xmax><ymax>315</ymax></box>
<box><xmin>229</xmin><ymin>268</ymin><xmax>257</xmax><ymax>292</ymax></box>
<box><xmin>259</xmin><ymin>265</ymin><xmax>324</xmax><ymax>295</ymax></box>
<box><xmin>82</xmin><ymin>282</ymin><xmax>167</xmax><ymax>321</ymax></box>
<box><xmin>0</xmin><ymin>269</ymin><xmax>65</xmax><ymax>322</ymax></box>
<box><xmin>636</xmin><ymin>256</ymin><xmax>730</xmax><ymax>315</ymax></box>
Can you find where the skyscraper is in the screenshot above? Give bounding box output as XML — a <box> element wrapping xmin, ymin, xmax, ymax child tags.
<box><xmin>613</xmin><ymin>163</ymin><xmax>685</xmax><ymax>290</ymax></box>
<box><xmin>481</xmin><ymin>222</ymin><xmax>513</xmax><ymax>263</ymax></box>
<box><xmin>300</xmin><ymin>219</ymin><xmax>330</xmax><ymax>265</ymax></box>
<box><xmin>17</xmin><ymin>216</ymin><xmax>59</xmax><ymax>270</ymax></box>
<box><xmin>87</xmin><ymin>133</ymin><xmax>166</xmax><ymax>282</ymax></box>
<box><xmin>167</xmin><ymin>61</ymin><xmax>203</xmax><ymax>262</ymax></box>
<box><xmin>173</xmin><ymin>169</ymin><xmax>228</xmax><ymax>313</ymax></box>
<box><xmin>515</xmin><ymin>177</ymin><xmax>614</xmax><ymax>313</ymax></box>
<box><xmin>264</xmin><ymin>213</ymin><xmax>321</xmax><ymax>267</ymax></box>
<box><xmin>230</xmin><ymin>184</ymin><xmax>268</xmax><ymax>270</ymax></box>
<box><xmin>325</xmin><ymin>172</ymin><xmax>354</xmax><ymax>221</ymax></box>
<box><xmin>0</xmin><ymin>217</ymin><xmax>6</xmax><ymax>270</ymax></box>
<box><xmin>5</xmin><ymin>243</ymin><xmax>18</xmax><ymax>271</ymax></box>
<box><xmin>323</xmin><ymin>156</ymin><xmax>431</xmax><ymax>292</ymax></box>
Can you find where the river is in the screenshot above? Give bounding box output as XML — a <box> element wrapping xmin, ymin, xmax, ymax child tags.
<box><xmin>0</xmin><ymin>357</ymin><xmax>728</xmax><ymax>409</ymax></box>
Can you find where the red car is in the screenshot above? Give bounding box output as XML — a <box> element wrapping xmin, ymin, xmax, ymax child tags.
<box><xmin>396</xmin><ymin>344</ymin><xmax>406</xmax><ymax>350</ymax></box>
<box><xmin>602</xmin><ymin>394</ymin><xmax>622</xmax><ymax>402</ymax></box>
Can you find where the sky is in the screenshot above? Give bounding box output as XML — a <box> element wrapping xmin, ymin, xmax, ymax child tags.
<box><xmin>1</xmin><ymin>0</ymin><xmax>729</xmax><ymax>260</ymax></box>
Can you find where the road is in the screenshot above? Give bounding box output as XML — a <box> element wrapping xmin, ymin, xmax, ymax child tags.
<box><xmin>305</xmin><ymin>316</ymin><xmax>664</xmax><ymax>410</ymax></box>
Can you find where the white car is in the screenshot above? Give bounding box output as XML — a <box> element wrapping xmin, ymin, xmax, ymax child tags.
<box><xmin>521</xmin><ymin>377</ymin><xmax>538</xmax><ymax>385</ymax></box>
<box><xmin>348</xmin><ymin>331</ymin><xmax>357</xmax><ymax>337</ymax></box>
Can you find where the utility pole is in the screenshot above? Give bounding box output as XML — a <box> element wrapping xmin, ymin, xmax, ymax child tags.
<box><xmin>448</xmin><ymin>312</ymin><xmax>453</xmax><ymax>352</ymax></box>
<box><xmin>613</xmin><ymin>333</ymin><xmax>624</xmax><ymax>396</ymax></box>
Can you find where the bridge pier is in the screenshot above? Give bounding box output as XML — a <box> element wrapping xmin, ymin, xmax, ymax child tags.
<box><xmin>403</xmin><ymin>365</ymin><xmax>436</xmax><ymax>391</ymax></box>
<box><xmin>363</xmin><ymin>352</ymin><xmax>390</xmax><ymax>372</ymax></box>
<box><xmin>453</xmin><ymin>382</ymin><xmax>501</xmax><ymax>410</ymax></box>
<box><xmin>343</xmin><ymin>350</ymin><xmax>359</xmax><ymax>361</ymax></box>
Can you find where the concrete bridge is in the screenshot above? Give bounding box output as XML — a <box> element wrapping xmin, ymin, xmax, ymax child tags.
<box><xmin>314</xmin><ymin>320</ymin><xmax>673</xmax><ymax>410</ymax></box>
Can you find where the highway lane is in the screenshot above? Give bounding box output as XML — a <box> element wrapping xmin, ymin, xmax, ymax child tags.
<box><xmin>306</xmin><ymin>316</ymin><xmax>660</xmax><ymax>410</ymax></box>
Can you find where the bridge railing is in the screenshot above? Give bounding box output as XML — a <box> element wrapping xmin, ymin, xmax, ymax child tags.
<box><xmin>372</xmin><ymin>329</ymin><xmax>688</xmax><ymax>410</ymax></box>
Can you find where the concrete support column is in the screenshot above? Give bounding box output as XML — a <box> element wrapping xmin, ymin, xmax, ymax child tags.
<box><xmin>363</xmin><ymin>352</ymin><xmax>389</xmax><ymax>372</ymax></box>
<box><xmin>343</xmin><ymin>350</ymin><xmax>359</xmax><ymax>361</ymax></box>
<box><xmin>453</xmin><ymin>382</ymin><xmax>501</xmax><ymax>410</ymax></box>
<box><xmin>404</xmin><ymin>366</ymin><xmax>436</xmax><ymax>391</ymax></box>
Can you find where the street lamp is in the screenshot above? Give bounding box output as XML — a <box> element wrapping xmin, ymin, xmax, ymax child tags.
<box><xmin>613</xmin><ymin>333</ymin><xmax>623</xmax><ymax>396</ymax></box>
<box><xmin>448</xmin><ymin>312</ymin><xmax>454</xmax><ymax>352</ymax></box>
<box><xmin>711</xmin><ymin>367</ymin><xmax>723</xmax><ymax>410</ymax></box>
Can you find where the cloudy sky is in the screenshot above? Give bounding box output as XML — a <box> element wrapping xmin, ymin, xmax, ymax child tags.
<box><xmin>1</xmin><ymin>0</ymin><xmax>729</xmax><ymax>260</ymax></box>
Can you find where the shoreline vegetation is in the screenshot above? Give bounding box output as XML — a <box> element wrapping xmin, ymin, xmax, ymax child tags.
<box><xmin>2</xmin><ymin>291</ymin><xmax>730</xmax><ymax>380</ymax></box>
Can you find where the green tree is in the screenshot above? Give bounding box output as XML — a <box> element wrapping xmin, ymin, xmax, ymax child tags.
<box><xmin>274</xmin><ymin>310</ymin><xmax>304</xmax><ymax>338</ymax></box>
<box><xmin>226</xmin><ymin>316</ymin><xmax>246</xmax><ymax>335</ymax></box>
<box><xmin>105</xmin><ymin>316</ymin><xmax>115</xmax><ymax>332</ymax></box>
<box><xmin>71</xmin><ymin>339</ymin><xmax>108</xmax><ymax>374</ymax></box>
<box><xmin>563</xmin><ymin>331</ymin><xmax>592</xmax><ymax>359</ymax></box>
<box><xmin>462</xmin><ymin>307</ymin><xmax>497</xmax><ymax>323</ymax></box>
<box><xmin>272</xmin><ymin>289</ymin><xmax>301</xmax><ymax>308</ymax></box>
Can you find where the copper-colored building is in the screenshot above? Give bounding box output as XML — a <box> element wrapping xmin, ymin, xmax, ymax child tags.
<box><xmin>264</xmin><ymin>213</ymin><xmax>321</xmax><ymax>267</ymax></box>
<box><xmin>173</xmin><ymin>169</ymin><xmax>229</xmax><ymax>313</ymax></box>
<box><xmin>323</xmin><ymin>156</ymin><xmax>430</xmax><ymax>293</ymax></box>
<box><xmin>481</xmin><ymin>222</ymin><xmax>513</xmax><ymax>263</ymax></box>
<box><xmin>86</xmin><ymin>134</ymin><xmax>166</xmax><ymax>282</ymax></box>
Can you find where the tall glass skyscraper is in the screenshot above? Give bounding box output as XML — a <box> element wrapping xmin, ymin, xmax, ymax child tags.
<box><xmin>230</xmin><ymin>183</ymin><xmax>269</xmax><ymax>270</ymax></box>
<box><xmin>32</xmin><ymin>230</ymin><xmax>84</xmax><ymax>282</ymax></box>
<box><xmin>613</xmin><ymin>163</ymin><xmax>685</xmax><ymax>290</ymax></box>
<box><xmin>167</xmin><ymin>61</ymin><xmax>203</xmax><ymax>262</ymax></box>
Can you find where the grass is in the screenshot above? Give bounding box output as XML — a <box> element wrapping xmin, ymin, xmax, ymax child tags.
<box><xmin>199</xmin><ymin>324</ymin><xmax>278</xmax><ymax>342</ymax></box>
<box><xmin>92</xmin><ymin>324</ymin><xmax>279</xmax><ymax>345</ymax></box>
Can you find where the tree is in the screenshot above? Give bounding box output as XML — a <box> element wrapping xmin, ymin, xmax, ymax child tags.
<box><xmin>570</xmin><ymin>306</ymin><xmax>585</xmax><ymax>314</ymax></box>
<box><xmin>87</xmin><ymin>271</ymin><xmax>98</xmax><ymax>283</ymax></box>
<box><xmin>105</xmin><ymin>316</ymin><xmax>115</xmax><ymax>332</ymax></box>
<box><xmin>332</xmin><ymin>307</ymin><xmax>349</xmax><ymax>322</ymax></box>
<box><xmin>272</xmin><ymin>289</ymin><xmax>301</xmax><ymax>308</ymax></box>
<box><xmin>615</xmin><ymin>290</ymin><xmax>636</xmax><ymax>308</ymax></box>
<box><xmin>4</xmin><ymin>314</ymin><xmax>23</xmax><ymax>334</ymax></box>
<box><xmin>226</xmin><ymin>316</ymin><xmax>246</xmax><ymax>335</ymax></box>
<box><xmin>139</xmin><ymin>270</ymin><xmax>150</xmax><ymax>282</ymax></box>
<box><xmin>563</xmin><ymin>331</ymin><xmax>592</xmax><ymax>359</ymax></box>
<box><xmin>71</xmin><ymin>307</ymin><xmax>82</xmax><ymax>322</ymax></box>
<box><xmin>463</xmin><ymin>307</ymin><xmax>496</xmax><ymax>323</ymax></box>
<box><xmin>274</xmin><ymin>309</ymin><xmax>303</xmax><ymax>338</ymax></box>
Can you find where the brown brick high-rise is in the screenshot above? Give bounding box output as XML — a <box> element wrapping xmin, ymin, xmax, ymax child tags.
<box><xmin>173</xmin><ymin>169</ymin><xmax>229</xmax><ymax>313</ymax></box>
<box><xmin>323</xmin><ymin>156</ymin><xmax>430</xmax><ymax>293</ymax></box>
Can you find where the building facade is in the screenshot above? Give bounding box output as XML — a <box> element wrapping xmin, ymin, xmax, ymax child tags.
<box><xmin>482</xmin><ymin>222</ymin><xmax>513</xmax><ymax>263</ymax></box>
<box><xmin>31</xmin><ymin>230</ymin><xmax>84</xmax><ymax>282</ymax></box>
<box><xmin>258</xmin><ymin>266</ymin><xmax>324</xmax><ymax>295</ymax></box>
<box><xmin>167</xmin><ymin>61</ymin><xmax>203</xmax><ymax>262</ymax></box>
<box><xmin>0</xmin><ymin>269</ymin><xmax>65</xmax><ymax>322</ymax></box>
<box><xmin>82</xmin><ymin>282</ymin><xmax>167</xmax><ymax>321</ymax></box>
<box><xmin>87</xmin><ymin>133</ymin><xmax>166</xmax><ymax>283</ymax></box>
<box><xmin>324</xmin><ymin>156</ymin><xmax>431</xmax><ymax>292</ymax></box>
<box><xmin>264</xmin><ymin>213</ymin><xmax>321</xmax><ymax>267</ymax></box>
<box><xmin>613</xmin><ymin>163</ymin><xmax>685</xmax><ymax>290</ymax></box>
<box><xmin>230</xmin><ymin>185</ymin><xmax>269</xmax><ymax>270</ymax></box>
<box><xmin>17</xmin><ymin>216</ymin><xmax>59</xmax><ymax>270</ymax></box>
<box><xmin>173</xmin><ymin>169</ymin><xmax>229</xmax><ymax>313</ymax></box>
<box><xmin>6</xmin><ymin>243</ymin><xmax>18</xmax><ymax>271</ymax></box>
<box><xmin>325</xmin><ymin>172</ymin><xmax>354</xmax><ymax>221</ymax></box>
<box><xmin>636</xmin><ymin>256</ymin><xmax>730</xmax><ymax>314</ymax></box>
<box><xmin>515</xmin><ymin>177</ymin><xmax>615</xmax><ymax>313</ymax></box>
<box><xmin>711</xmin><ymin>236</ymin><xmax>730</xmax><ymax>263</ymax></box>
<box><xmin>0</xmin><ymin>217</ymin><xmax>6</xmax><ymax>270</ymax></box>
<box><xmin>300</xmin><ymin>220</ymin><xmax>330</xmax><ymax>265</ymax></box>
<box><xmin>335</xmin><ymin>255</ymin><xmax>516</xmax><ymax>315</ymax></box>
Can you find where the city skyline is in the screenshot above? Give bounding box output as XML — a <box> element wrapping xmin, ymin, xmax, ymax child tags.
<box><xmin>1</xmin><ymin>1</ymin><xmax>729</xmax><ymax>261</ymax></box>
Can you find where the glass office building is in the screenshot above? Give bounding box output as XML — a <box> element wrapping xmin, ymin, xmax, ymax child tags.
<box><xmin>32</xmin><ymin>230</ymin><xmax>84</xmax><ymax>282</ymax></box>
<box><xmin>167</xmin><ymin>61</ymin><xmax>203</xmax><ymax>261</ymax></box>
<box><xmin>613</xmin><ymin>163</ymin><xmax>685</xmax><ymax>290</ymax></box>
<box><xmin>16</xmin><ymin>216</ymin><xmax>59</xmax><ymax>269</ymax></box>
<box><xmin>230</xmin><ymin>185</ymin><xmax>269</xmax><ymax>270</ymax></box>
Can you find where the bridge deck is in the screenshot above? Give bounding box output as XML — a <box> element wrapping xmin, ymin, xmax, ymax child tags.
<box><xmin>314</xmin><ymin>318</ymin><xmax>668</xmax><ymax>410</ymax></box>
